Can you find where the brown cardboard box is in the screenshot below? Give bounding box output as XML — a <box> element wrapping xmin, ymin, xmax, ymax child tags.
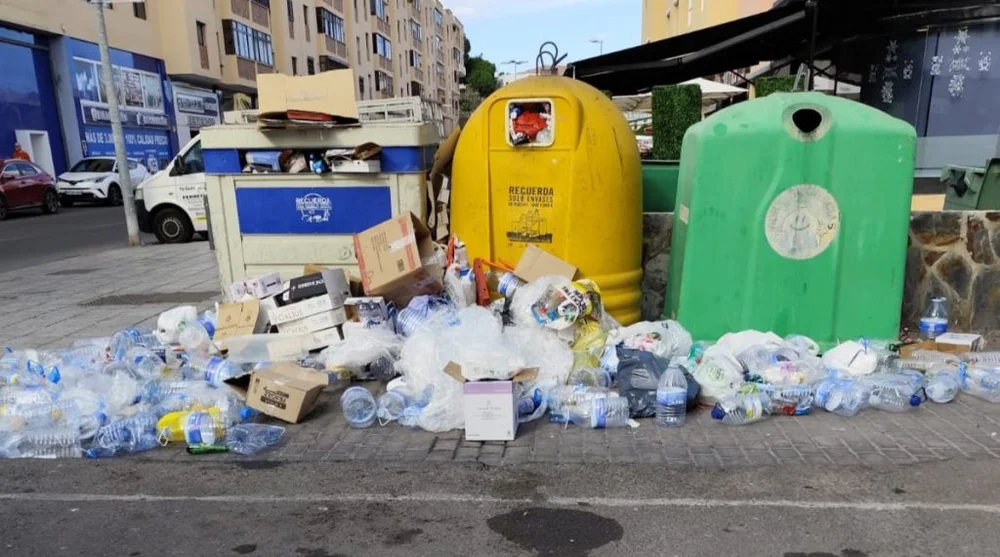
<box><xmin>514</xmin><ymin>245</ymin><xmax>577</xmax><ymax>283</ymax></box>
<box><xmin>934</xmin><ymin>333</ymin><xmax>984</xmax><ymax>355</ymax></box>
<box><xmin>227</xmin><ymin>362</ymin><xmax>329</xmax><ymax>423</ymax></box>
<box><xmin>214</xmin><ymin>300</ymin><xmax>262</xmax><ymax>351</ymax></box>
<box><xmin>353</xmin><ymin>212</ymin><xmax>443</xmax><ymax>307</ymax></box>
<box><xmin>257</xmin><ymin>70</ymin><xmax>359</xmax><ymax>120</ymax></box>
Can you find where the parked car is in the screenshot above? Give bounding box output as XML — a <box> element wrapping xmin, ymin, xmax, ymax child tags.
<box><xmin>56</xmin><ymin>156</ymin><xmax>149</xmax><ymax>207</ymax></box>
<box><xmin>0</xmin><ymin>159</ymin><xmax>59</xmax><ymax>220</ymax></box>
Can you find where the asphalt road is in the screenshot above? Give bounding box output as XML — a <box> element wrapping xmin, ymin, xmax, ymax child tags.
<box><xmin>0</xmin><ymin>458</ymin><xmax>997</xmax><ymax>556</ymax></box>
<box><xmin>0</xmin><ymin>203</ymin><xmax>158</xmax><ymax>273</ymax></box>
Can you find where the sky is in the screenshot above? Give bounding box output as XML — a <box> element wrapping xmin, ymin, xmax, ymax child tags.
<box><xmin>447</xmin><ymin>0</ymin><xmax>642</xmax><ymax>75</ymax></box>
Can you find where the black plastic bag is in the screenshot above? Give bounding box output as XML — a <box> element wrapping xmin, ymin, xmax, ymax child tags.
<box><xmin>615</xmin><ymin>345</ymin><xmax>700</xmax><ymax>418</ymax></box>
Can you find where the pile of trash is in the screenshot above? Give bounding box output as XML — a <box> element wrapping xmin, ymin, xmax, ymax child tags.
<box><xmin>6</xmin><ymin>211</ymin><xmax>1000</xmax><ymax>458</ymax></box>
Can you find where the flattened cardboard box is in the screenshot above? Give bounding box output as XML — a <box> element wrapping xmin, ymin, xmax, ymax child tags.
<box><xmin>226</xmin><ymin>362</ymin><xmax>329</xmax><ymax>423</ymax></box>
<box><xmin>268</xmin><ymin>295</ymin><xmax>336</xmax><ymax>325</ymax></box>
<box><xmin>257</xmin><ymin>70</ymin><xmax>359</xmax><ymax>121</ymax></box>
<box><xmin>514</xmin><ymin>245</ymin><xmax>577</xmax><ymax>283</ymax></box>
<box><xmin>276</xmin><ymin>308</ymin><xmax>348</xmax><ymax>334</ymax></box>
<box><xmin>214</xmin><ymin>300</ymin><xmax>262</xmax><ymax>351</ymax></box>
<box><xmin>353</xmin><ymin>212</ymin><xmax>443</xmax><ymax>307</ymax></box>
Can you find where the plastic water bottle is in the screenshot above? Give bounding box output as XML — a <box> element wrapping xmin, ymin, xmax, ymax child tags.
<box><xmin>547</xmin><ymin>385</ymin><xmax>611</xmax><ymax>424</ymax></box>
<box><xmin>959</xmin><ymin>364</ymin><xmax>1000</xmax><ymax>403</ymax></box>
<box><xmin>867</xmin><ymin>381</ymin><xmax>924</xmax><ymax>412</ymax></box>
<box><xmin>225</xmin><ymin>424</ymin><xmax>285</xmax><ymax>455</ymax></box>
<box><xmin>517</xmin><ymin>388</ymin><xmax>545</xmax><ymax>417</ymax></box>
<box><xmin>814</xmin><ymin>379</ymin><xmax>869</xmax><ymax>417</ymax></box>
<box><xmin>110</xmin><ymin>328</ymin><xmax>160</xmax><ymax>361</ymax></box>
<box><xmin>180</xmin><ymin>411</ymin><xmax>225</xmax><ymax>446</ymax></box>
<box><xmin>178</xmin><ymin>320</ymin><xmax>215</xmax><ymax>355</ymax></box>
<box><xmin>711</xmin><ymin>393</ymin><xmax>771</xmax><ymax>426</ymax></box>
<box><xmin>766</xmin><ymin>384</ymin><xmax>816</xmax><ymax>416</ymax></box>
<box><xmin>655</xmin><ymin>363</ymin><xmax>688</xmax><ymax>427</ymax></box>
<box><xmin>570</xmin><ymin>396</ymin><xmax>630</xmax><ymax>429</ymax></box>
<box><xmin>926</xmin><ymin>369</ymin><xmax>960</xmax><ymax>403</ymax></box>
<box><xmin>919</xmin><ymin>297</ymin><xmax>948</xmax><ymax>340</ymax></box>
<box><xmin>86</xmin><ymin>412</ymin><xmax>160</xmax><ymax>458</ymax></box>
<box><xmin>187</xmin><ymin>354</ymin><xmax>238</xmax><ymax>387</ymax></box>
<box><xmin>376</xmin><ymin>390</ymin><xmax>409</xmax><ymax>425</ymax></box>
<box><xmin>124</xmin><ymin>347</ymin><xmax>166</xmax><ymax>380</ymax></box>
<box><xmin>11</xmin><ymin>427</ymin><xmax>83</xmax><ymax>458</ymax></box>
<box><xmin>341</xmin><ymin>387</ymin><xmax>377</xmax><ymax>428</ymax></box>
<box><xmin>961</xmin><ymin>352</ymin><xmax>1000</xmax><ymax>365</ymax></box>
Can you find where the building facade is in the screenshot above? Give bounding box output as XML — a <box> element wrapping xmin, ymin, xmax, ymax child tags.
<box><xmin>642</xmin><ymin>0</ymin><xmax>772</xmax><ymax>43</ymax></box>
<box><xmin>0</xmin><ymin>0</ymin><xmax>464</xmax><ymax>174</ymax></box>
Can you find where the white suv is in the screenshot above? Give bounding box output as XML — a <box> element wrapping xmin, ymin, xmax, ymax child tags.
<box><xmin>56</xmin><ymin>157</ymin><xmax>149</xmax><ymax>207</ymax></box>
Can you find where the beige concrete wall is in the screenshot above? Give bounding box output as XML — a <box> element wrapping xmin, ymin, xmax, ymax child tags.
<box><xmin>152</xmin><ymin>0</ymin><xmax>224</xmax><ymax>81</ymax></box>
<box><xmin>643</xmin><ymin>0</ymin><xmax>765</xmax><ymax>43</ymax></box>
<box><xmin>0</xmin><ymin>0</ymin><xmax>161</xmax><ymax>58</ymax></box>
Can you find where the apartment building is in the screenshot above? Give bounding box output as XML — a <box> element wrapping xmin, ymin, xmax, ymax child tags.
<box><xmin>0</xmin><ymin>0</ymin><xmax>464</xmax><ymax>175</ymax></box>
<box><xmin>642</xmin><ymin>0</ymin><xmax>773</xmax><ymax>43</ymax></box>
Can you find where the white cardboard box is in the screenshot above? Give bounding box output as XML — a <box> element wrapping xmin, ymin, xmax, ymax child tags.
<box><xmin>268</xmin><ymin>295</ymin><xmax>336</xmax><ymax>325</ymax></box>
<box><xmin>462</xmin><ymin>380</ymin><xmax>518</xmax><ymax>442</ymax></box>
<box><xmin>277</xmin><ymin>307</ymin><xmax>348</xmax><ymax>334</ymax></box>
<box><xmin>229</xmin><ymin>272</ymin><xmax>283</xmax><ymax>300</ymax></box>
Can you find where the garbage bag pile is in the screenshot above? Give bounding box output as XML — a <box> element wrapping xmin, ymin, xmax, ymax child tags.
<box><xmin>0</xmin><ymin>307</ymin><xmax>285</xmax><ymax>459</ymax></box>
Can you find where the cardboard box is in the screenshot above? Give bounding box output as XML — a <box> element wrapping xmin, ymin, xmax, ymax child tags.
<box><xmin>308</xmin><ymin>327</ymin><xmax>343</xmax><ymax>350</ymax></box>
<box><xmin>444</xmin><ymin>363</ymin><xmax>537</xmax><ymax>442</ymax></box>
<box><xmin>353</xmin><ymin>212</ymin><xmax>443</xmax><ymax>307</ymax></box>
<box><xmin>268</xmin><ymin>295</ymin><xmax>336</xmax><ymax>325</ymax></box>
<box><xmin>214</xmin><ymin>300</ymin><xmax>262</xmax><ymax>348</ymax></box>
<box><xmin>277</xmin><ymin>307</ymin><xmax>348</xmax><ymax>334</ymax></box>
<box><xmin>229</xmin><ymin>272</ymin><xmax>283</xmax><ymax>300</ymax></box>
<box><xmin>934</xmin><ymin>333</ymin><xmax>984</xmax><ymax>355</ymax></box>
<box><xmin>900</xmin><ymin>340</ymin><xmax>936</xmax><ymax>359</ymax></box>
<box><xmin>329</xmin><ymin>159</ymin><xmax>380</xmax><ymax>173</ymax></box>
<box><xmin>227</xmin><ymin>362</ymin><xmax>329</xmax><ymax>423</ymax></box>
<box><xmin>514</xmin><ymin>245</ymin><xmax>577</xmax><ymax>283</ymax></box>
<box><xmin>257</xmin><ymin>70</ymin><xmax>359</xmax><ymax>121</ymax></box>
<box><xmin>287</xmin><ymin>273</ymin><xmax>328</xmax><ymax>303</ymax></box>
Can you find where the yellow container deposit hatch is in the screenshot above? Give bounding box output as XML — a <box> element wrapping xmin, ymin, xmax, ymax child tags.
<box><xmin>451</xmin><ymin>75</ymin><xmax>643</xmax><ymax>324</ymax></box>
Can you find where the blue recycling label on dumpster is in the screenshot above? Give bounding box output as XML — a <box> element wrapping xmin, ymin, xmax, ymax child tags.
<box><xmin>235</xmin><ymin>186</ymin><xmax>392</xmax><ymax>234</ymax></box>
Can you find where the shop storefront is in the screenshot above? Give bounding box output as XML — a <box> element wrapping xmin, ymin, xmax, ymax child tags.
<box><xmin>0</xmin><ymin>25</ymin><xmax>67</xmax><ymax>176</ymax></box>
<box><xmin>49</xmin><ymin>37</ymin><xmax>177</xmax><ymax>173</ymax></box>
<box><xmin>171</xmin><ymin>83</ymin><xmax>221</xmax><ymax>146</ymax></box>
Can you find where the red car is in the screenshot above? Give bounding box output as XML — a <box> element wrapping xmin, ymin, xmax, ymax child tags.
<box><xmin>0</xmin><ymin>159</ymin><xmax>59</xmax><ymax>220</ymax></box>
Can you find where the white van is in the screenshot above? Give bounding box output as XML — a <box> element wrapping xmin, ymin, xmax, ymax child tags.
<box><xmin>135</xmin><ymin>136</ymin><xmax>207</xmax><ymax>243</ymax></box>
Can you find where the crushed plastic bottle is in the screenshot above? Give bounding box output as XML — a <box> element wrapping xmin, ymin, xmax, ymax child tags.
<box><xmin>925</xmin><ymin>369</ymin><xmax>960</xmax><ymax>404</ymax></box>
<box><xmin>958</xmin><ymin>364</ymin><xmax>1000</xmax><ymax>403</ymax></box>
<box><xmin>711</xmin><ymin>392</ymin><xmax>771</xmax><ymax>426</ymax></box>
<box><xmin>187</xmin><ymin>354</ymin><xmax>238</xmax><ymax>387</ymax></box>
<box><xmin>10</xmin><ymin>426</ymin><xmax>83</xmax><ymax>459</ymax></box>
<box><xmin>376</xmin><ymin>390</ymin><xmax>409</xmax><ymax>425</ymax></box>
<box><xmin>225</xmin><ymin>424</ymin><xmax>285</xmax><ymax>455</ymax></box>
<box><xmin>863</xmin><ymin>373</ymin><xmax>925</xmax><ymax>412</ymax></box>
<box><xmin>814</xmin><ymin>378</ymin><xmax>870</xmax><ymax>417</ymax></box>
<box><xmin>569</xmin><ymin>396</ymin><xmax>630</xmax><ymax>429</ymax></box>
<box><xmin>110</xmin><ymin>328</ymin><xmax>161</xmax><ymax>361</ymax></box>
<box><xmin>341</xmin><ymin>386</ymin><xmax>377</xmax><ymax>428</ymax></box>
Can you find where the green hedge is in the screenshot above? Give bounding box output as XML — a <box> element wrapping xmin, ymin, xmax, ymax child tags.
<box><xmin>651</xmin><ymin>84</ymin><xmax>701</xmax><ymax>160</ymax></box>
<box><xmin>755</xmin><ymin>76</ymin><xmax>796</xmax><ymax>98</ymax></box>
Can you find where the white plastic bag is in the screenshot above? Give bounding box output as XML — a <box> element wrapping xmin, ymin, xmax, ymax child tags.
<box><xmin>156</xmin><ymin>306</ymin><xmax>197</xmax><ymax>345</ymax></box>
<box><xmin>608</xmin><ymin>320</ymin><xmax>693</xmax><ymax>361</ymax></box>
<box><xmin>693</xmin><ymin>345</ymin><xmax>745</xmax><ymax>403</ymax></box>
<box><xmin>822</xmin><ymin>341</ymin><xmax>879</xmax><ymax>377</ymax></box>
<box><xmin>320</xmin><ymin>328</ymin><xmax>402</xmax><ymax>376</ymax></box>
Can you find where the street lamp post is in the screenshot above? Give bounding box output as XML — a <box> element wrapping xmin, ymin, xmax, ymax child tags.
<box><xmin>502</xmin><ymin>59</ymin><xmax>528</xmax><ymax>84</ymax></box>
<box><xmin>88</xmin><ymin>0</ymin><xmax>140</xmax><ymax>246</ymax></box>
<box><xmin>589</xmin><ymin>38</ymin><xmax>604</xmax><ymax>55</ymax></box>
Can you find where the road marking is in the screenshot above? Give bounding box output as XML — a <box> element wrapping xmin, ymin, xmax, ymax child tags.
<box><xmin>0</xmin><ymin>491</ymin><xmax>998</xmax><ymax>514</ymax></box>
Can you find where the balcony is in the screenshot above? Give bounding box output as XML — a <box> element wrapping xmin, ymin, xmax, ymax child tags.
<box><xmin>256</xmin><ymin>62</ymin><xmax>273</xmax><ymax>75</ymax></box>
<box><xmin>231</xmin><ymin>0</ymin><xmax>250</xmax><ymax>19</ymax></box>
<box><xmin>199</xmin><ymin>44</ymin><xmax>210</xmax><ymax>70</ymax></box>
<box><xmin>411</xmin><ymin>68</ymin><xmax>424</xmax><ymax>83</ymax></box>
<box><xmin>376</xmin><ymin>17</ymin><xmax>391</xmax><ymax>35</ymax></box>
<box><xmin>377</xmin><ymin>56</ymin><xmax>393</xmax><ymax>72</ymax></box>
<box><xmin>236</xmin><ymin>58</ymin><xmax>256</xmax><ymax>80</ymax></box>
<box><xmin>334</xmin><ymin>0</ymin><xmax>344</xmax><ymax>12</ymax></box>
<box><xmin>435</xmin><ymin>22</ymin><xmax>443</xmax><ymax>36</ymax></box>
<box><xmin>324</xmin><ymin>35</ymin><xmax>348</xmax><ymax>61</ymax></box>
<box><xmin>251</xmin><ymin>1</ymin><xmax>270</xmax><ymax>27</ymax></box>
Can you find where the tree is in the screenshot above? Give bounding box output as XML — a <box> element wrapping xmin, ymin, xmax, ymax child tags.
<box><xmin>461</xmin><ymin>37</ymin><xmax>499</xmax><ymax>99</ymax></box>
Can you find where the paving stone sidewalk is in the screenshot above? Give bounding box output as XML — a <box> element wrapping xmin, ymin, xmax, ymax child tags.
<box><xmin>0</xmin><ymin>242</ymin><xmax>218</xmax><ymax>349</ymax></box>
<box><xmin>5</xmin><ymin>243</ymin><xmax>1000</xmax><ymax>468</ymax></box>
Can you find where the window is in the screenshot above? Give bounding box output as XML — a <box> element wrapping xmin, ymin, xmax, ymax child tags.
<box><xmin>409</xmin><ymin>49</ymin><xmax>422</xmax><ymax>69</ymax></box>
<box><xmin>1</xmin><ymin>164</ymin><xmax>19</xmax><ymax>180</ymax></box>
<box><xmin>365</xmin><ymin>33</ymin><xmax>371</xmax><ymax>60</ymax></box>
<box><xmin>410</xmin><ymin>20</ymin><xmax>422</xmax><ymax>42</ymax></box>
<box><xmin>356</xmin><ymin>37</ymin><xmax>362</xmax><ymax>63</ymax></box>
<box><xmin>307</xmin><ymin>57</ymin><xmax>315</xmax><ymax>74</ymax></box>
<box><xmin>291</xmin><ymin>56</ymin><xmax>298</xmax><ymax>75</ymax></box>
<box><xmin>196</xmin><ymin>21</ymin><xmax>206</xmax><ymax>46</ymax></box>
<box><xmin>133</xmin><ymin>2</ymin><xmax>146</xmax><ymax>20</ymax></box>
<box><xmin>316</xmin><ymin>8</ymin><xmax>345</xmax><ymax>42</ymax></box>
<box><xmin>354</xmin><ymin>0</ymin><xmax>359</xmax><ymax>22</ymax></box>
<box><xmin>375</xmin><ymin>70</ymin><xmax>393</xmax><ymax>93</ymax></box>
<box><xmin>359</xmin><ymin>77</ymin><xmax>365</xmax><ymax>97</ymax></box>
<box><xmin>127</xmin><ymin>160</ymin><xmax>138</xmax><ymax>170</ymax></box>
<box><xmin>181</xmin><ymin>142</ymin><xmax>204</xmax><ymax>174</ymax></box>
<box><xmin>367</xmin><ymin>75</ymin><xmax>372</xmax><ymax>99</ymax></box>
<box><xmin>371</xmin><ymin>0</ymin><xmax>387</xmax><ymax>20</ymax></box>
<box><xmin>303</xmin><ymin>5</ymin><xmax>310</xmax><ymax>40</ymax></box>
<box><xmin>432</xmin><ymin>34</ymin><xmax>442</xmax><ymax>54</ymax></box>
<box><xmin>433</xmin><ymin>8</ymin><xmax>442</xmax><ymax>26</ymax></box>
<box><xmin>373</xmin><ymin>33</ymin><xmax>391</xmax><ymax>58</ymax></box>
<box><xmin>14</xmin><ymin>162</ymin><xmax>37</xmax><ymax>176</ymax></box>
<box><xmin>287</xmin><ymin>0</ymin><xmax>294</xmax><ymax>20</ymax></box>
<box><xmin>223</xmin><ymin>21</ymin><xmax>272</xmax><ymax>65</ymax></box>
<box><xmin>251</xmin><ymin>0</ymin><xmax>270</xmax><ymax>5</ymax></box>
<box><xmin>413</xmin><ymin>0</ymin><xmax>420</xmax><ymax>11</ymax></box>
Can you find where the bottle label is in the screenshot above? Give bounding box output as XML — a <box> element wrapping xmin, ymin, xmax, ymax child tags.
<box><xmin>656</xmin><ymin>387</ymin><xmax>686</xmax><ymax>407</ymax></box>
<box><xmin>918</xmin><ymin>318</ymin><xmax>947</xmax><ymax>334</ymax></box>
<box><xmin>591</xmin><ymin>398</ymin><xmax>607</xmax><ymax>429</ymax></box>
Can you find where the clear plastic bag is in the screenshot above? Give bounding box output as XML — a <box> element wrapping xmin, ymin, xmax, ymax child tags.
<box><xmin>319</xmin><ymin>328</ymin><xmax>402</xmax><ymax>379</ymax></box>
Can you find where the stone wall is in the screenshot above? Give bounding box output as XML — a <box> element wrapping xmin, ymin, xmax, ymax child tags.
<box><xmin>640</xmin><ymin>211</ymin><xmax>1000</xmax><ymax>334</ymax></box>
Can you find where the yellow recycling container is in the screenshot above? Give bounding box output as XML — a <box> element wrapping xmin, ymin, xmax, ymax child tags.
<box><xmin>451</xmin><ymin>76</ymin><xmax>642</xmax><ymax>324</ymax></box>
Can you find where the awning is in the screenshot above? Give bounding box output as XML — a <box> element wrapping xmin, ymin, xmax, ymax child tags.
<box><xmin>567</xmin><ymin>0</ymin><xmax>1000</xmax><ymax>95</ymax></box>
<box><xmin>613</xmin><ymin>78</ymin><xmax>747</xmax><ymax>113</ymax></box>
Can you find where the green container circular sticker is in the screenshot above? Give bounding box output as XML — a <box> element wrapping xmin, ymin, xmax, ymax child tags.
<box><xmin>764</xmin><ymin>184</ymin><xmax>840</xmax><ymax>260</ymax></box>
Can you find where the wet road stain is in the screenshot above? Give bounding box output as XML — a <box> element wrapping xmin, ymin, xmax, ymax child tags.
<box><xmin>231</xmin><ymin>544</ymin><xmax>257</xmax><ymax>554</ymax></box>
<box><xmin>784</xmin><ymin>550</ymin><xmax>868</xmax><ymax>557</ymax></box>
<box><xmin>487</xmin><ymin>507</ymin><xmax>623</xmax><ymax>556</ymax></box>
<box><xmin>892</xmin><ymin>487</ymin><xmax>906</xmax><ymax>494</ymax></box>
<box><xmin>385</xmin><ymin>528</ymin><xmax>423</xmax><ymax>546</ymax></box>
<box><xmin>294</xmin><ymin>549</ymin><xmax>348</xmax><ymax>557</ymax></box>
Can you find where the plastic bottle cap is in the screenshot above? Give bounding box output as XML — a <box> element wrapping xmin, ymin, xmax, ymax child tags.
<box><xmin>711</xmin><ymin>406</ymin><xmax>725</xmax><ymax>420</ymax></box>
<box><xmin>910</xmin><ymin>394</ymin><xmax>922</xmax><ymax>407</ymax></box>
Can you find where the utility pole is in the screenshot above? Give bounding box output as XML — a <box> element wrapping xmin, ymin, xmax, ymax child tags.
<box><xmin>589</xmin><ymin>38</ymin><xmax>604</xmax><ymax>55</ymax></box>
<box><xmin>91</xmin><ymin>0</ymin><xmax>140</xmax><ymax>246</ymax></box>
<box><xmin>502</xmin><ymin>60</ymin><xmax>527</xmax><ymax>84</ymax></box>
